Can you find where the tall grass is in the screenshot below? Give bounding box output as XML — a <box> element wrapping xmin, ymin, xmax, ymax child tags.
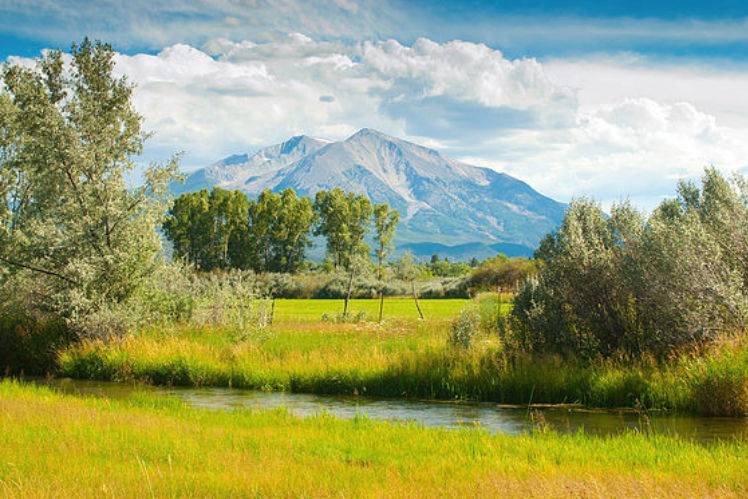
<box><xmin>1</xmin><ymin>379</ymin><xmax>747</xmax><ymax>497</ymax></box>
<box><xmin>59</xmin><ymin>306</ymin><xmax>748</xmax><ymax>415</ymax></box>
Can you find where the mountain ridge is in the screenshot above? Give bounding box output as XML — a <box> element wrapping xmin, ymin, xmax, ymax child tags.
<box><xmin>175</xmin><ymin>129</ymin><xmax>566</xmax><ymax>259</ymax></box>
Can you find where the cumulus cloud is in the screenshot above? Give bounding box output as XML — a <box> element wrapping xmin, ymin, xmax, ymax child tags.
<box><xmin>10</xmin><ymin>34</ymin><xmax>747</xmax><ymax>209</ymax></box>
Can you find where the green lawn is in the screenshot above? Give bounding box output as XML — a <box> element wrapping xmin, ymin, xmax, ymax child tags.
<box><xmin>1</xmin><ymin>379</ymin><xmax>746</xmax><ymax>497</ymax></box>
<box><xmin>271</xmin><ymin>297</ymin><xmax>468</xmax><ymax>322</ymax></box>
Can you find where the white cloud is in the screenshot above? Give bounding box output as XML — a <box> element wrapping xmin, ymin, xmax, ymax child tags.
<box><xmin>9</xmin><ymin>35</ymin><xmax>748</xmax><ymax>209</ymax></box>
<box><xmin>361</xmin><ymin>38</ymin><xmax>574</xmax><ymax>110</ymax></box>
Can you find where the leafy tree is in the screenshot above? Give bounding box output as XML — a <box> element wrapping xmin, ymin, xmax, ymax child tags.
<box><xmin>430</xmin><ymin>259</ymin><xmax>472</xmax><ymax>277</ymax></box>
<box><xmin>373</xmin><ymin>203</ymin><xmax>399</xmax><ymax>321</ymax></box>
<box><xmin>511</xmin><ymin>168</ymin><xmax>748</xmax><ymax>357</ymax></box>
<box><xmin>0</xmin><ymin>39</ymin><xmax>178</xmax><ymax>320</ymax></box>
<box><xmin>247</xmin><ymin>188</ymin><xmax>314</xmax><ymax>273</ymax></box>
<box><xmin>163</xmin><ymin>190</ymin><xmax>211</xmax><ymax>268</ymax></box>
<box><xmin>314</xmin><ymin>188</ymin><xmax>372</xmax><ymax>316</ymax></box>
<box><xmin>163</xmin><ymin>188</ymin><xmax>249</xmax><ymax>271</ymax></box>
<box><xmin>314</xmin><ymin>188</ymin><xmax>372</xmax><ymax>270</ymax></box>
<box><xmin>466</xmin><ymin>254</ymin><xmax>536</xmax><ymax>293</ymax></box>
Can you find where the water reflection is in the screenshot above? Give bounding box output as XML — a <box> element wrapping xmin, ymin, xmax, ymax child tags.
<box><xmin>36</xmin><ymin>378</ymin><xmax>748</xmax><ymax>443</ymax></box>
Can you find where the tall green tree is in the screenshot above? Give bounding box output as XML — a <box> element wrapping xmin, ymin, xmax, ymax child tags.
<box><xmin>373</xmin><ymin>203</ymin><xmax>399</xmax><ymax>321</ymax></box>
<box><xmin>0</xmin><ymin>39</ymin><xmax>178</xmax><ymax>317</ymax></box>
<box><xmin>247</xmin><ymin>188</ymin><xmax>314</xmax><ymax>273</ymax></box>
<box><xmin>314</xmin><ymin>188</ymin><xmax>372</xmax><ymax>316</ymax></box>
<box><xmin>314</xmin><ymin>188</ymin><xmax>372</xmax><ymax>270</ymax></box>
<box><xmin>163</xmin><ymin>188</ymin><xmax>249</xmax><ymax>271</ymax></box>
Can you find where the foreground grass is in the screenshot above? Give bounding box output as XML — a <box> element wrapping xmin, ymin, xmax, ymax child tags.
<box><xmin>60</xmin><ymin>320</ymin><xmax>748</xmax><ymax>416</ymax></box>
<box><xmin>1</xmin><ymin>380</ymin><xmax>747</xmax><ymax>497</ymax></box>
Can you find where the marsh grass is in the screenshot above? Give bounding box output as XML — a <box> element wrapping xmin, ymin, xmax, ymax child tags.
<box><xmin>1</xmin><ymin>379</ymin><xmax>747</xmax><ymax>497</ymax></box>
<box><xmin>59</xmin><ymin>300</ymin><xmax>748</xmax><ymax>415</ymax></box>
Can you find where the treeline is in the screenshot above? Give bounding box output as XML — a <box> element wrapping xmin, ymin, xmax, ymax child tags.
<box><xmin>163</xmin><ymin>187</ymin><xmax>400</xmax><ymax>275</ymax></box>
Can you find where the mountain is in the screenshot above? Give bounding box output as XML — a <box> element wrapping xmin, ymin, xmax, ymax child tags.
<box><xmin>177</xmin><ymin>129</ymin><xmax>566</xmax><ymax>259</ymax></box>
<box><xmin>173</xmin><ymin>135</ymin><xmax>329</xmax><ymax>194</ymax></box>
<box><xmin>398</xmin><ymin>241</ymin><xmax>536</xmax><ymax>260</ymax></box>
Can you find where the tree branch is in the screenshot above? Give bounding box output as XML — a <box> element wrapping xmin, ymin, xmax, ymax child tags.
<box><xmin>0</xmin><ymin>255</ymin><xmax>79</xmax><ymax>285</ymax></box>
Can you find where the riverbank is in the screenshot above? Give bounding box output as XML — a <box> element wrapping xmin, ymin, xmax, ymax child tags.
<box><xmin>58</xmin><ymin>299</ymin><xmax>748</xmax><ymax>416</ymax></box>
<box><xmin>1</xmin><ymin>379</ymin><xmax>747</xmax><ymax>497</ymax></box>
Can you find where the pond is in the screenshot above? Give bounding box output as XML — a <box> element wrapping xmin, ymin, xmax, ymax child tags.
<box><xmin>35</xmin><ymin>378</ymin><xmax>748</xmax><ymax>443</ymax></box>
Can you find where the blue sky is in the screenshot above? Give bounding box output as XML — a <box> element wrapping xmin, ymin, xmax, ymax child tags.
<box><xmin>2</xmin><ymin>0</ymin><xmax>748</xmax><ymax>208</ymax></box>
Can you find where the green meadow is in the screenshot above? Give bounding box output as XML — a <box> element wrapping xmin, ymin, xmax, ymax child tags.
<box><xmin>270</xmin><ymin>297</ymin><xmax>469</xmax><ymax>322</ymax></box>
<box><xmin>1</xmin><ymin>379</ymin><xmax>747</xmax><ymax>498</ymax></box>
<box><xmin>59</xmin><ymin>297</ymin><xmax>748</xmax><ymax>416</ymax></box>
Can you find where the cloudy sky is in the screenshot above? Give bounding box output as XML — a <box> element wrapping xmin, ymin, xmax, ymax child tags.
<box><xmin>2</xmin><ymin>0</ymin><xmax>748</xmax><ymax>208</ymax></box>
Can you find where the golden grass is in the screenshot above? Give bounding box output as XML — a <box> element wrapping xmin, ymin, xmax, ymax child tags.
<box><xmin>1</xmin><ymin>380</ymin><xmax>747</xmax><ymax>498</ymax></box>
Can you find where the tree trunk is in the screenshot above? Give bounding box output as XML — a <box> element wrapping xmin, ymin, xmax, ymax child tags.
<box><xmin>378</xmin><ymin>288</ymin><xmax>385</xmax><ymax>323</ymax></box>
<box><xmin>412</xmin><ymin>280</ymin><xmax>424</xmax><ymax>320</ymax></box>
<box><xmin>344</xmin><ymin>267</ymin><xmax>355</xmax><ymax>317</ymax></box>
<box><xmin>497</xmin><ymin>284</ymin><xmax>502</xmax><ymax>321</ymax></box>
<box><xmin>378</xmin><ymin>260</ymin><xmax>384</xmax><ymax>323</ymax></box>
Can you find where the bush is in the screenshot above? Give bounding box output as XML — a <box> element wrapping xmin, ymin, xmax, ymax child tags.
<box><xmin>511</xmin><ymin>169</ymin><xmax>748</xmax><ymax>358</ymax></box>
<box><xmin>466</xmin><ymin>255</ymin><xmax>536</xmax><ymax>294</ymax></box>
<box><xmin>0</xmin><ymin>294</ymin><xmax>75</xmax><ymax>375</ymax></box>
<box><xmin>449</xmin><ymin>306</ymin><xmax>481</xmax><ymax>349</ymax></box>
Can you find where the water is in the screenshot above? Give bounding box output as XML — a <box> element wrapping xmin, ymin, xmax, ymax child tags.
<box><xmin>34</xmin><ymin>378</ymin><xmax>748</xmax><ymax>443</ymax></box>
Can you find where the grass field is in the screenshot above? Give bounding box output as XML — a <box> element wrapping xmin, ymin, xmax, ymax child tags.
<box><xmin>270</xmin><ymin>297</ymin><xmax>469</xmax><ymax>322</ymax></box>
<box><xmin>1</xmin><ymin>379</ymin><xmax>747</xmax><ymax>497</ymax></box>
<box><xmin>58</xmin><ymin>297</ymin><xmax>748</xmax><ymax>415</ymax></box>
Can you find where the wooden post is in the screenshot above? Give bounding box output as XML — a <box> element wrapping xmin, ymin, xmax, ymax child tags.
<box><xmin>344</xmin><ymin>267</ymin><xmax>354</xmax><ymax>317</ymax></box>
<box><xmin>412</xmin><ymin>280</ymin><xmax>425</xmax><ymax>320</ymax></box>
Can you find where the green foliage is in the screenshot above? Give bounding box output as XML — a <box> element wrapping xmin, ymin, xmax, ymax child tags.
<box><xmin>466</xmin><ymin>254</ymin><xmax>536</xmax><ymax>293</ymax></box>
<box><xmin>449</xmin><ymin>305</ymin><xmax>480</xmax><ymax>348</ymax></box>
<box><xmin>163</xmin><ymin>188</ymin><xmax>250</xmax><ymax>271</ymax></box>
<box><xmin>428</xmin><ymin>259</ymin><xmax>472</xmax><ymax>277</ymax></box>
<box><xmin>314</xmin><ymin>188</ymin><xmax>372</xmax><ymax>270</ymax></box>
<box><xmin>246</xmin><ymin>188</ymin><xmax>315</xmax><ymax>273</ymax></box>
<box><xmin>0</xmin><ymin>300</ymin><xmax>74</xmax><ymax>374</ymax></box>
<box><xmin>511</xmin><ymin>168</ymin><xmax>748</xmax><ymax>357</ymax></box>
<box><xmin>373</xmin><ymin>203</ymin><xmax>399</xmax><ymax>279</ymax></box>
<box><xmin>0</xmin><ymin>39</ymin><xmax>178</xmax><ymax>325</ymax></box>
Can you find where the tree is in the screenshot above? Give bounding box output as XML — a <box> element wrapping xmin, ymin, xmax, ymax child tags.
<box><xmin>511</xmin><ymin>169</ymin><xmax>748</xmax><ymax>357</ymax></box>
<box><xmin>373</xmin><ymin>203</ymin><xmax>399</xmax><ymax>322</ymax></box>
<box><xmin>163</xmin><ymin>188</ymin><xmax>249</xmax><ymax>271</ymax></box>
<box><xmin>163</xmin><ymin>190</ymin><xmax>211</xmax><ymax>268</ymax></box>
<box><xmin>245</xmin><ymin>188</ymin><xmax>315</xmax><ymax>273</ymax></box>
<box><xmin>314</xmin><ymin>188</ymin><xmax>372</xmax><ymax>316</ymax></box>
<box><xmin>0</xmin><ymin>39</ymin><xmax>178</xmax><ymax>320</ymax></box>
<box><xmin>314</xmin><ymin>188</ymin><xmax>372</xmax><ymax>270</ymax></box>
<box><xmin>397</xmin><ymin>251</ymin><xmax>424</xmax><ymax>320</ymax></box>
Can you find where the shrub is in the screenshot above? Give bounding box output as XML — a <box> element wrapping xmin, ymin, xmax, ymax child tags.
<box><xmin>0</xmin><ymin>290</ymin><xmax>75</xmax><ymax>374</ymax></box>
<box><xmin>449</xmin><ymin>306</ymin><xmax>481</xmax><ymax>349</ymax></box>
<box><xmin>466</xmin><ymin>255</ymin><xmax>536</xmax><ymax>294</ymax></box>
<box><xmin>511</xmin><ymin>168</ymin><xmax>748</xmax><ymax>358</ymax></box>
